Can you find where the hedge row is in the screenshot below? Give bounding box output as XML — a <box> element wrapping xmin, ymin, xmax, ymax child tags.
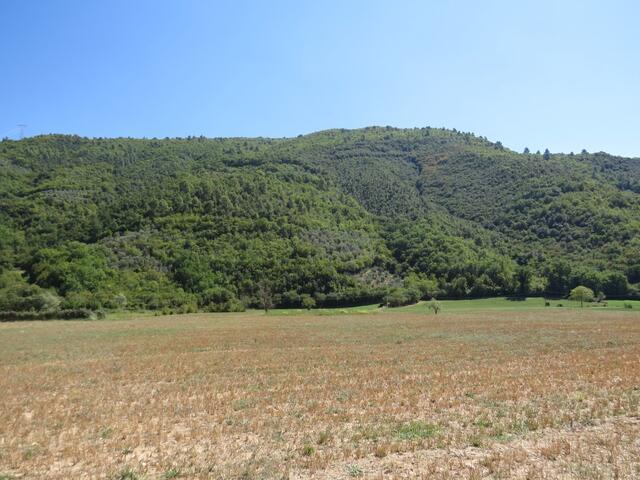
<box><xmin>0</xmin><ymin>309</ymin><xmax>100</xmax><ymax>322</ymax></box>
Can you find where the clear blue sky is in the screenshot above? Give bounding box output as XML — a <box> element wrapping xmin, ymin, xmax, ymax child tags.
<box><xmin>1</xmin><ymin>0</ymin><xmax>639</xmax><ymax>156</ymax></box>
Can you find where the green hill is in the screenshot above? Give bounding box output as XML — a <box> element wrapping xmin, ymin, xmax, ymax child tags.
<box><xmin>1</xmin><ymin>127</ymin><xmax>638</xmax><ymax>312</ymax></box>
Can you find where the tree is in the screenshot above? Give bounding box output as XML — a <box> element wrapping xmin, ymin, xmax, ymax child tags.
<box><xmin>301</xmin><ymin>294</ymin><xmax>315</xmax><ymax>310</ymax></box>
<box><xmin>113</xmin><ymin>293</ymin><xmax>128</xmax><ymax>309</ymax></box>
<box><xmin>428</xmin><ymin>298</ymin><xmax>441</xmax><ymax>315</ymax></box>
<box><xmin>626</xmin><ymin>264</ymin><xmax>640</xmax><ymax>284</ymax></box>
<box><xmin>569</xmin><ymin>285</ymin><xmax>594</xmax><ymax>307</ymax></box>
<box><xmin>543</xmin><ymin>149</ymin><xmax>551</xmax><ymax>160</ymax></box>
<box><xmin>516</xmin><ymin>265</ymin><xmax>533</xmax><ymax>296</ymax></box>
<box><xmin>34</xmin><ymin>290</ymin><xmax>61</xmax><ymax>311</ymax></box>
<box><xmin>449</xmin><ymin>276</ymin><xmax>468</xmax><ymax>298</ymax></box>
<box><xmin>545</xmin><ymin>260</ymin><xmax>572</xmax><ymax>295</ymax></box>
<box><xmin>523</xmin><ymin>147</ymin><xmax>530</xmax><ymax>154</ymax></box>
<box><xmin>471</xmin><ymin>273</ymin><xmax>494</xmax><ymax>297</ymax></box>
<box><xmin>603</xmin><ymin>272</ymin><xmax>628</xmax><ymax>296</ymax></box>
<box><xmin>257</xmin><ymin>281</ymin><xmax>273</xmax><ymax>314</ymax></box>
<box><xmin>384</xmin><ymin>288</ymin><xmax>410</xmax><ymax>307</ymax></box>
<box><xmin>404</xmin><ymin>273</ymin><xmax>439</xmax><ymax>299</ymax></box>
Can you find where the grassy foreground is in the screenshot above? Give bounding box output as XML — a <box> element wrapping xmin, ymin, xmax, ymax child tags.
<box><xmin>1</xmin><ymin>308</ymin><xmax>640</xmax><ymax>479</ymax></box>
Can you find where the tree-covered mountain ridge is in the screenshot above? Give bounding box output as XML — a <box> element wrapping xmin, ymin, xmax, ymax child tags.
<box><xmin>1</xmin><ymin>126</ymin><xmax>639</xmax><ymax>312</ymax></box>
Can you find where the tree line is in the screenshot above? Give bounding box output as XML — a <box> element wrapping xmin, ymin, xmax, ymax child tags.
<box><xmin>0</xmin><ymin>128</ymin><xmax>638</xmax><ymax>314</ymax></box>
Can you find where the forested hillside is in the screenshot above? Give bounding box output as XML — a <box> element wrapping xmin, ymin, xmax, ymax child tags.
<box><xmin>1</xmin><ymin>127</ymin><xmax>638</xmax><ymax>312</ymax></box>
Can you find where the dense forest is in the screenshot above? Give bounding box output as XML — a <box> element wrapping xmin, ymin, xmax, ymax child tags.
<box><xmin>1</xmin><ymin>127</ymin><xmax>639</xmax><ymax>313</ymax></box>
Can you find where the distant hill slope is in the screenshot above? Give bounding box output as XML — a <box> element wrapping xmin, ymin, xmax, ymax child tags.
<box><xmin>0</xmin><ymin>127</ymin><xmax>638</xmax><ymax>312</ymax></box>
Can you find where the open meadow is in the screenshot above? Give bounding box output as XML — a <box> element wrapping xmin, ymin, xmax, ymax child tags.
<box><xmin>1</xmin><ymin>307</ymin><xmax>640</xmax><ymax>479</ymax></box>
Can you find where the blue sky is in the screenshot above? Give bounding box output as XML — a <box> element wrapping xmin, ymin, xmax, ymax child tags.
<box><xmin>1</xmin><ymin>0</ymin><xmax>639</xmax><ymax>156</ymax></box>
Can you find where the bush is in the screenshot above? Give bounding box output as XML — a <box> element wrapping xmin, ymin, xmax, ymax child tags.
<box><xmin>112</xmin><ymin>293</ymin><xmax>128</xmax><ymax>309</ymax></box>
<box><xmin>428</xmin><ymin>298</ymin><xmax>442</xmax><ymax>314</ymax></box>
<box><xmin>199</xmin><ymin>287</ymin><xmax>245</xmax><ymax>312</ymax></box>
<box><xmin>0</xmin><ymin>271</ymin><xmax>63</xmax><ymax>312</ymax></box>
<box><xmin>301</xmin><ymin>294</ymin><xmax>316</xmax><ymax>310</ymax></box>
<box><xmin>62</xmin><ymin>290</ymin><xmax>102</xmax><ymax>310</ymax></box>
<box><xmin>384</xmin><ymin>287</ymin><xmax>420</xmax><ymax>308</ymax></box>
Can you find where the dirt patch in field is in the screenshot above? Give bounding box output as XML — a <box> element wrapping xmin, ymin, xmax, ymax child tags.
<box><xmin>294</xmin><ymin>416</ymin><xmax>640</xmax><ymax>479</ymax></box>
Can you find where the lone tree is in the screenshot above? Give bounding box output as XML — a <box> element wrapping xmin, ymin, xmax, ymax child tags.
<box><xmin>257</xmin><ymin>281</ymin><xmax>273</xmax><ymax>314</ymax></box>
<box><xmin>569</xmin><ymin>285</ymin><xmax>594</xmax><ymax>307</ymax></box>
<box><xmin>428</xmin><ymin>298</ymin><xmax>442</xmax><ymax>315</ymax></box>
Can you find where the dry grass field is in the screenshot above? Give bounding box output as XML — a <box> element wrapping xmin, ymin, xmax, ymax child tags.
<box><xmin>1</xmin><ymin>309</ymin><xmax>640</xmax><ymax>479</ymax></box>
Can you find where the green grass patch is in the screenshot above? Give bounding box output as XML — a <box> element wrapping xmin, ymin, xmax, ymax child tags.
<box><xmin>162</xmin><ymin>469</ymin><xmax>181</xmax><ymax>479</ymax></box>
<box><xmin>301</xmin><ymin>444</ymin><xmax>315</xmax><ymax>456</ymax></box>
<box><xmin>232</xmin><ymin>398</ymin><xmax>252</xmax><ymax>411</ymax></box>
<box><xmin>394</xmin><ymin>421</ymin><xmax>439</xmax><ymax>440</ymax></box>
<box><xmin>266</xmin><ymin>297</ymin><xmax>640</xmax><ymax>317</ymax></box>
<box><xmin>268</xmin><ymin>304</ymin><xmax>381</xmax><ymax>316</ymax></box>
<box><xmin>112</xmin><ymin>467</ymin><xmax>142</xmax><ymax>480</ymax></box>
<box><xmin>397</xmin><ymin>297</ymin><xmax>640</xmax><ymax>314</ymax></box>
<box><xmin>347</xmin><ymin>464</ymin><xmax>364</xmax><ymax>477</ymax></box>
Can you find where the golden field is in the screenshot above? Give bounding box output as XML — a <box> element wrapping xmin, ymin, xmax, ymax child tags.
<box><xmin>1</xmin><ymin>309</ymin><xmax>640</xmax><ymax>479</ymax></box>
